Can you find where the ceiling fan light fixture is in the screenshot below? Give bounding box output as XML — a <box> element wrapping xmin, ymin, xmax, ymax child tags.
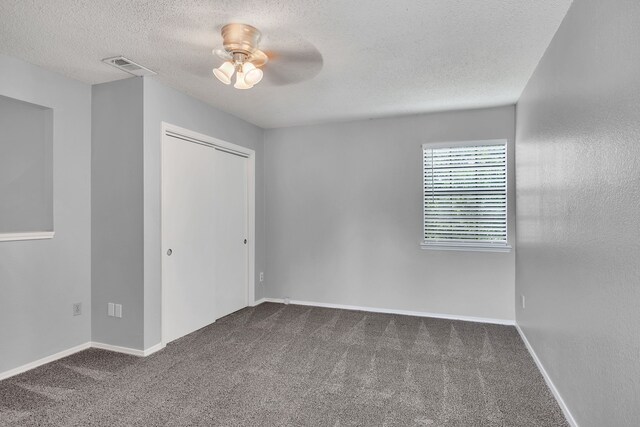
<box><xmin>213</xmin><ymin>61</ymin><xmax>235</xmax><ymax>84</ymax></box>
<box><xmin>212</xmin><ymin>23</ymin><xmax>270</xmax><ymax>90</ymax></box>
<box><xmin>242</xmin><ymin>62</ymin><xmax>263</xmax><ymax>86</ymax></box>
<box><xmin>234</xmin><ymin>71</ymin><xmax>253</xmax><ymax>89</ymax></box>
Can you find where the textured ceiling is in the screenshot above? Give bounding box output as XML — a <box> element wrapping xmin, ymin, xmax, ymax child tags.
<box><xmin>0</xmin><ymin>0</ymin><xmax>572</xmax><ymax>128</ymax></box>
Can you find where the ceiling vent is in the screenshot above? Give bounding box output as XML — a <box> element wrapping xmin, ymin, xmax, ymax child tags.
<box><xmin>102</xmin><ymin>56</ymin><xmax>156</xmax><ymax>77</ymax></box>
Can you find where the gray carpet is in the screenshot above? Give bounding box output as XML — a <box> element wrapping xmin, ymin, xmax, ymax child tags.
<box><xmin>0</xmin><ymin>303</ymin><xmax>567</xmax><ymax>426</ymax></box>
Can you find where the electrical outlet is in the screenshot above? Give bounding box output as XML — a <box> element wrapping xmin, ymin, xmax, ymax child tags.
<box><xmin>115</xmin><ymin>304</ymin><xmax>123</xmax><ymax>318</ymax></box>
<box><xmin>284</xmin><ymin>297</ymin><xmax>290</xmax><ymax>305</ymax></box>
<box><xmin>521</xmin><ymin>295</ymin><xmax>526</xmax><ymax>309</ymax></box>
<box><xmin>259</xmin><ymin>272</ymin><xmax>264</xmax><ymax>282</ymax></box>
<box><xmin>108</xmin><ymin>303</ymin><xmax>115</xmax><ymax>317</ymax></box>
<box><xmin>73</xmin><ymin>303</ymin><xmax>82</xmax><ymax>316</ymax></box>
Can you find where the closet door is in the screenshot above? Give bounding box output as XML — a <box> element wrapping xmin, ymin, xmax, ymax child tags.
<box><xmin>162</xmin><ymin>135</ymin><xmax>217</xmax><ymax>344</ymax></box>
<box><xmin>214</xmin><ymin>150</ymin><xmax>249</xmax><ymax>319</ymax></box>
<box><xmin>162</xmin><ymin>134</ymin><xmax>250</xmax><ymax>345</ymax></box>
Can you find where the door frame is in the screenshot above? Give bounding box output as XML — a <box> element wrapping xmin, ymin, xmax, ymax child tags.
<box><xmin>160</xmin><ymin>122</ymin><xmax>256</xmax><ymax>346</ymax></box>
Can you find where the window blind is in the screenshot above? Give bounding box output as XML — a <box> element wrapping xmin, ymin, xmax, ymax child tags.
<box><xmin>422</xmin><ymin>142</ymin><xmax>508</xmax><ymax>249</ymax></box>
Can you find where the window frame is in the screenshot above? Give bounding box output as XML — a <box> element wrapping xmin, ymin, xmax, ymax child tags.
<box><xmin>421</xmin><ymin>139</ymin><xmax>512</xmax><ymax>253</ymax></box>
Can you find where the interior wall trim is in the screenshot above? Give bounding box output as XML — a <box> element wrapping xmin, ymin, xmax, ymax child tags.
<box><xmin>0</xmin><ymin>231</ymin><xmax>55</xmax><ymax>242</ymax></box>
<box><xmin>90</xmin><ymin>341</ymin><xmax>165</xmax><ymax>358</ymax></box>
<box><xmin>160</xmin><ymin>122</ymin><xmax>257</xmax><ymax>346</ymax></box>
<box><xmin>252</xmin><ymin>297</ymin><xmax>267</xmax><ymax>306</ymax></box>
<box><xmin>516</xmin><ymin>325</ymin><xmax>579</xmax><ymax>427</ymax></box>
<box><xmin>4</xmin><ymin>303</ymin><xmax>572</xmax><ymax>427</ymax></box>
<box><xmin>0</xmin><ymin>342</ymin><xmax>91</xmax><ymax>381</ymax></box>
<box><xmin>258</xmin><ymin>298</ymin><xmax>515</xmax><ymax>326</ymax></box>
<box><xmin>0</xmin><ymin>342</ymin><xmax>166</xmax><ymax>381</ymax></box>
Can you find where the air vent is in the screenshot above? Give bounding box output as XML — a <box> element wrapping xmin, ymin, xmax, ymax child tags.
<box><xmin>102</xmin><ymin>56</ymin><xmax>156</xmax><ymax>77</ymax></box>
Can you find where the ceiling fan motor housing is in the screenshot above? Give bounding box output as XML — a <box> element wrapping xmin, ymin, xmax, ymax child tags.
<box><xmin>222</xmin><ymin>23</ymin><xmax>261</xmax><ymax>55</ymax></box>
<box><xmin>219</xmin><ymin>23</ymin><xmax>269</xmax><ymax>67</ymax></box>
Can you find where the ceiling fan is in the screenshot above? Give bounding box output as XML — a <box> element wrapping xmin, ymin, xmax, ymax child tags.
<box><xmin>211</xmin><ymin>23</ymin><xmax>323</xmax><ymax>89</ymax></box>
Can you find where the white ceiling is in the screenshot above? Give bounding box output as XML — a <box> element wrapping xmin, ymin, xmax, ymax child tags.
<box><xmin>0</xmin><ymin>0</ymin><xmax>572</xmax><ymax>128</ymax></box>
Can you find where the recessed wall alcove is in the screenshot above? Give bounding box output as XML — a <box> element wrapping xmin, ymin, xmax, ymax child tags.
<box><xmin>0</xmin><ymin>94</ymin><xmax>54</xmax><ymax>241</ymax></box>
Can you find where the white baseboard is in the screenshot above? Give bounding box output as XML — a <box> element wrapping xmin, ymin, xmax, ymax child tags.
<box><xmin>0</xmin><ymin>231</ymin><xmax>55</xmax><ymax>242</ymax></box>
<box><xmin>516</xmin><ymin>325</ymin><xmax>578</xmax><ymax>427</ymax></box>
<box><xmin>141</xmin><ymin>342</ymin><xmax>165</xmax><ymax>356</ymax></box>
<box><xmin>90</xmin><ymin>341</ymin><xmax>165</xmax><ymax>357</ymax></box>
<box><xmin>0</xmin><ymin>341</ymin><xmax>167</xmax><ymax>382</ymax></box>
<box><xmin>258</xmin><ymin>298</ymin><xmax>515</xmax><ymax>326</ymax></box>
<box><xmin>252</xmin><ymin>297</ymin><xmax>267</xmax><ymax>307</ymax></box>
<box><xmin>0</xmin><ymin>342</ymin><xmax>91</xmax><ymax>381</ymax></box>
<box><xmin>0</xmin><ymin>305</ymin><xmax>574</xmax><ymax>427</ymax></box>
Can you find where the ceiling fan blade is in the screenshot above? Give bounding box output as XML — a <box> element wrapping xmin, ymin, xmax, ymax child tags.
<box><xmin>261</xmin><ymin>65</ymin><xmax>301</xmax><ymax>86</ymax></box>
<box><xmin>262</xmin><ymin>57</ymin><xmax>322</xmax><ymax>86</ymax></box>
<box><xmin>264</xmin><ymin>49</ymin><xmax>321</xmax><ymax>63</ymax></box>
<box><xmin>261</xmin><ymin>48</ymin><xmax>323</xmax><ymax>86</ymax></box>
<box><xmin>253</xmin><ymin>29</ymin><xmax>324</xmax><ymax>86</ymax></box>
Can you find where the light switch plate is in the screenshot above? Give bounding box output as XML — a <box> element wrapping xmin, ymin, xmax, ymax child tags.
<box><xmin>115</xmin><ymin>304</ymin><xmax>122</xmax><ymax>318</ymax></box>
<box><xmin>108</xmin><ymin>303</ymin><xmax>115</xmax><ymax>317</ymax></box>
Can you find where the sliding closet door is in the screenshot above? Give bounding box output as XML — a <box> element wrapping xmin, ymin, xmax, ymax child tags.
<box><xmin>214</xmin><ymin>150</ymin><xmax>249</xmax><ymax>319</ymax></box>
<box><xmin>162</xmin><ymin>135</ymin><xmax>218</xmax><ymax>344</ymax></box>
<box><xmin>162</xmin><ymin>133</ymin><xmax>250</xmax><ymax>345</ymax></box>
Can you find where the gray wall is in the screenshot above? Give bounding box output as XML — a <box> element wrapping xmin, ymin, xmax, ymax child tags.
<box><xmin>91</xmin><ymin>78</ymin><xmax>144</xmax><ymax>348</ymax></box>
<box><xmin>264</xmin><ymin>106</ymin><xmax>516</xmax><ymax>321</ymax></box>
<box><xmin>142</xmin><ymin>77</ymin><xmax>265</xmax><ymax>349</ymax></box>
<box><xmin>0</xmin><ymin>54</ymin><xmax>91</xmax><ymax>373</ymax></box>
<box><xmin>0</xmin><ymin>95</ymin><xmax>53</xmax><ymax>234</ymax></box>
<box><xmin>515</xmin><ymin>0</ymin><xmax>640</xmax><ymax>425</ymax></box>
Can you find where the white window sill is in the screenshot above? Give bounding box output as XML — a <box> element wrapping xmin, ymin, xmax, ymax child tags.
<box><xmin>0</xmin><ymin>231</ymin><xmax>55</xmax><ymax>242</ymax></box>
<box><xmin>421</xmin><ymin>242</ymin><xmax>512</xmax><ymax>253</ymax></box>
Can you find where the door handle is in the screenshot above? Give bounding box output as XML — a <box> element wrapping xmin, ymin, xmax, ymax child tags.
<box><xmin>167</xmin><ymin>249</ymin><xmax>173</xmax><ymax>256</ymax></box>
<box><xmin>243</xmin><ymin>239</ymin><xmax>247</xmax><ymax>244</ymax></box>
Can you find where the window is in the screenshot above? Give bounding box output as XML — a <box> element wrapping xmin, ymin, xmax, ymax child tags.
<box><xmin>422</xmin><ymin>140</ymin><xmax>510</xmax><ymax>252</ymax></box>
